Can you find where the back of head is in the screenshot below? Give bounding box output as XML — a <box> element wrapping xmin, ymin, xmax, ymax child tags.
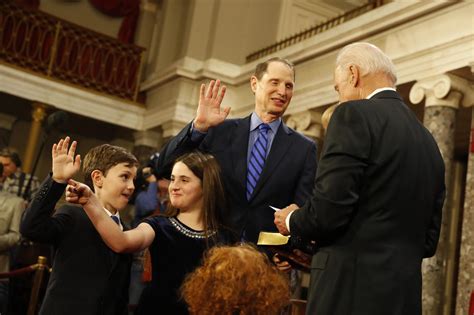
<box><xmin>336</xmin><ymin>42</ymin><xmax>397</xmax><ymax>85</ymax></box>
<box><xmin>254</xmin><ymin>57</ymin><xmax>295</xmax><ymax>81</ymax></box>
<box><xmin>182</xmin><ymin>244</ymin><xmax>290</xmax><ymax>315</ymax></box>
<box><xmin>0</xmin><ymin>148</ymin><xmax>22</xmax><ymax>168</ymax></box>
<box><xmin>321</xmin><ymin>103</ymin><xmax>339</xmax><ymax>131</ymax></box>
<box><xmin>82</xmin><ymin>144</ymin><xmax>138</xmax><ymax>191</ymax></box>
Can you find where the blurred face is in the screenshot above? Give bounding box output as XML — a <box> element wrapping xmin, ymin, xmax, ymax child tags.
<box><xmin>0</xmin><ymin>156</ymin><xmax>17</xmax><ymax>178</ymax></box>
<box><xmin>334</xmin><ymin>66</ymin><xmax>359</xmax><ymax>103</ymax></box>
<box><xmin>251</xmin><ymin>61</ymin><xmax>294</xmax><ymax>122</ymax></box>
<box><xmin>169</xmin><ymin>162</ymin><xmax>203</xmax><ymax>213</ymax></box>
<box><xmin>95</xmin><ymin>163</ymin><xmax>136</xmax><ymax>213</ymax></box>
<box><xmin>158</xmin><ymin>178</ymin><xmax>170</xmax><ymax>197</ymax></box>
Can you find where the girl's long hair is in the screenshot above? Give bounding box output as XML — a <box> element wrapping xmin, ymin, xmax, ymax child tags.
<box><xmin>164</xmin><ymin>151</ymin><xmax>226</xmax><ymax>241</ymax></box>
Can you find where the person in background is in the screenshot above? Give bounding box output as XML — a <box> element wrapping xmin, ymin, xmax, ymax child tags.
<box><xmin>0</xmin><ymin>163</ymin><xmax>25</xmax><ymax>314</ymax></box>
<box><xmin>0</xmin><ymin>148</ymin><xmax>40</xmax><ymax>202</ymax></box>
<box><xmin>181</xmin><ymin>244</ymin><xmax>290</xmax><ymax>315</ymax></box>
<box><xmin>133</xmin><ymin>166</ymin><xmax>169</xmax><ymax>227</ymax></box>
<box><xmin>321</xmin><ymin>103</ymin><xmax>339</xmax><ymax>131</ymax></box>
<box><xmin>129</xmin><ymin>165</ymin><xmax>169</xmax><ymax>314</ymax></box>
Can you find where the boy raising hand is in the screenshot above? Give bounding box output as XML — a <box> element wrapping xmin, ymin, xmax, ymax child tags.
<box><xmin>21</xmin><ymin>137</ymin><xmax>138</xmax><ymax>315</ymax></box>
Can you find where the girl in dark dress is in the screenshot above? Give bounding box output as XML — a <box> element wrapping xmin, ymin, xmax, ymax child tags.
<box><xmin>65</xmin><ymin>151</ymin><xmax>231</xmax><ymax>315</ymax></box>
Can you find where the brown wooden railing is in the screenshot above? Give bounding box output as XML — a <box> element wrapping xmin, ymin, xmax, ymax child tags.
<box><xmin>0</xmin><ymin>1</ymin><xmax>145</xmax><ymax>102</ymax></box>
<box><xmin>246</xmin><ymin>0</ymin><xmax>385</xmax><ymax>63</ymax></box>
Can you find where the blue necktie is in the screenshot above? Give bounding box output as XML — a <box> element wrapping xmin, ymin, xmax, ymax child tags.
<box><xmin>247</xmin><ymin>124</ymin><xmax>270</xmax><ymax>200</ymax></box>
<box><xmin>111</xmin><ymin>215</ymin><xmax>120</xmax><ymax>225</ymax></box>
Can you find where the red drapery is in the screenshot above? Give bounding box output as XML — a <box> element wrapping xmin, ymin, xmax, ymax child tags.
<box><xmin>88</xmin><ymin>0</ymin><xmax>140</xmax><ymax>44</ymax></box>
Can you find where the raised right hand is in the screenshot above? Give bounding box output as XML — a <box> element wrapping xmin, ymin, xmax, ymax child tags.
<box><xmin>52</xmin><ymin>137</ymin><xmax>81</xmax><ymax>183</ymax></box>
<box><xmin>193</xmin><ymin>80</ymin><xmax>231</xmax><ymax>132</ymax></box>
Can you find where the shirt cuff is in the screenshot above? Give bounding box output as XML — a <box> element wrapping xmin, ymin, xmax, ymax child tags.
<box><xmin>190</xmin><ymin>122</ymin><xmax>207</xmax><ymax>142</ymax></box>
<box><xmin>285</xmin><ymin>210</ymin><xmax>295</xmax><ymax>233</ymax></box>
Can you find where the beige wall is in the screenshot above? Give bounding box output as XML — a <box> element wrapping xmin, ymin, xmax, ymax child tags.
<box><xmin>146</xmin><ymin>0</ymin><xmax>193</xmax><ymax>75</ymax></box>
<box><xmin>40</xmin><ymin>0</ymin><xmax>122</xmax><ymax>39</ymax></box>
<box><xmin>210</xmin><ymin>0</ymin><xmax>281</xmax><ymax>65</ymax></box>
<box><xmin>147</xmin><ymin>0</ymin><xmax>282</xmax><ymax>76</ymax></box>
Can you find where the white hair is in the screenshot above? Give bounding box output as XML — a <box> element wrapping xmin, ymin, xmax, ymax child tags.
<box><xmin>335</xmin><ymin>42</ymin><xmax>397</xmax><ymax>84</ymax></box>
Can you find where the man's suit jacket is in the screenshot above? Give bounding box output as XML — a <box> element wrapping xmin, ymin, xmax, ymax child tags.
<box><xmin>290</xmin><ymin>90</ymin><xmax>445</xmax><ymax>315</ymax></box>
<box><xmin>20</xmin><ymin>176</ymin><xmax>131</xmax><ymax>315</ymax></box>
<box><xmin>158</xmin><ymin>115</ymin><xmax>317</xmax><ymax>243</ymax></box>
<box><xmin>0</xmin><ymin>192</ymin><xmax>24</xmax><ymax>274</ymax></box>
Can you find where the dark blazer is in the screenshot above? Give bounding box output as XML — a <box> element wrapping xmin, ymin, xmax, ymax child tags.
<box><xmin>20</xmin><ymin>176</ymin><xmax>131</xmax><ymax>315</ymax></box>
<box><xmin>158</xmin><ymin>115</ymin><xmax>317</xmax><ymax>243</ymax></box>
<box><xmin>290</xmin><ymin>90</ymin><xmax>445</xmax><ymax>315</ymax></box>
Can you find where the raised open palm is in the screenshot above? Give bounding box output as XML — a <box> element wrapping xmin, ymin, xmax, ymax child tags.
<box><xmin>193</xmin><ymin>80</ymin><xmax>231</xmax><ymax>132</ymax></box>
<box><xmin>52</xmin><ymin>137</ymin><xmax>81</xmax><ymax>183</ymax></box>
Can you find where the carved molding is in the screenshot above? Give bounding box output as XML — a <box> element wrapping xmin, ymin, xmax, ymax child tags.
<box><xmin>161</xmin><ymin>120</ymin><xmax>187</xmax><ymax>139</ymax></box>
<box><xmin>110</xmin><ymin>138</ymin><xmax>134</xmax><ymax>153</ymax></box>
<box><xmin>133</xmin><ymin>129</ymin><xmax>162</xmax><ymax>148</ymax></box>
<box><xmin>409</xmin><ymin>74</ymin><xmax>473</xmax><ymax>109</ymax></box>
<box><xmin>0</xmin><ymin>65</ymin><xmax>145</xmax><ymax>131</ymax></box>
<box><xmin>286</xmin><ymin>110</ymin><xmax>323</xmax><ymax>140</ymax></box>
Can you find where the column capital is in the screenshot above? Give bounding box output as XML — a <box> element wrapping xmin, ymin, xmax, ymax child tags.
<box><xmin>31</xmin><ymin>102</ymin><xmax>48</xmax><ymax>122</ymax></box>
<box><xmin>409</xmin><ymin>73</ymin><xmax>473</xmax><ymax>108</ymax></box>
<box><xmin>286</xmin><ymin>110</ymin><xmax>323</xmax><ymax>140</ymax></box>
<box><xmin>133</xmin><ymin>129</ymin><xmax>162</xmax><ymax>148</ymax></box>
<box><xmin>161</xmin><ymin>120</ymin><xmax>187</xmax><ymax>139</ymax></box>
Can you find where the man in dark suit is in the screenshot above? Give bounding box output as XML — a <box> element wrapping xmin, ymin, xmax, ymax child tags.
<box><xmin>21</xmin><ymin>138</ymin><xmax>136</xmax><ymax>315</ymax></box>
<box><xmin>275</xmin><ymin>42</ymin><xmax>445</xmax><ymax>315</ymax></box>
<box><xmin>157</xmin><ymin>57</ymin><xmax>317</xmax><ymax>246</ymax></box>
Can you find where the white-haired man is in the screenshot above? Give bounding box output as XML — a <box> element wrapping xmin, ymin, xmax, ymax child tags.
<box><xmin>274</xmin><ymin>42</ymin><xmax>445</xmax><ymax>315</ymax></box>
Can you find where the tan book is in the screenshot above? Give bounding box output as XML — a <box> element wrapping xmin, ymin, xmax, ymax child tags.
<box><xmin>257</xmin><ymin>232</ymin><xmax>315</xmax><ymax>271</ymax></box>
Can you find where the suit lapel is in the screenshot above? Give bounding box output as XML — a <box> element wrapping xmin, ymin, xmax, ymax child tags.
<box><xmin>250</xmin><ymin>123</ymin><xmax>293</xmax><ymax>200</ymax></box>
<box><xmin>231</xmin><ymin>117</ymin><xmax>251</xmax><ymax>190</ymax></box>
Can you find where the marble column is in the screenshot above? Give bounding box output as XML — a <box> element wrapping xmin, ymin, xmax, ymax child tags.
<box><xmin>455</xmin><ymin>76</ymin><xmax>474</xmax><ymax>315</ymax></box>
<box><xmin>286</xmin><ymin>110</ymin><xmax>324</xmax><ymax>158</ymax></box>
<box><xmin>135</xmin><ymin>0</ymin><xmax>159</xmax><ymax>80</ymax></box>
<box><xmin>410</xmin><ymin>73</ymin><xmax>472</xmax><ymax>315</ymax></box>
<box><xmin>133</xmin><ymin>129</ymin><xmax>162</xmax><ymax>166</ymax></box>
<box><xmin>0</xmin><ymin>113</ymin><xmax>17</xmax><ymax>148</ymax></box>
<box><xmin>23</xmin><ymin>103</ymin><xmax>48</xmax><ymax>173</ymax></box>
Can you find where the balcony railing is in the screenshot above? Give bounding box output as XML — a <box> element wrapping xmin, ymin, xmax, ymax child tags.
<box><xmin>246</xmin><ymin>0</ymin><xmax>385</xmax><ymax>63</ymax></box>
<box><xmin>0</xmin><ymin>1</ymin><xmax>145</xmax><ymax>102</ymax></box>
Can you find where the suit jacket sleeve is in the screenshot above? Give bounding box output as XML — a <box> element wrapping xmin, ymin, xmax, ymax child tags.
<box><xmin>290</xmin><ymin>103</ymin><xmax>370</xmax><ymax>243</ymax></box>
<box><xmin>0</xmin><ymin>196</ymin><xmax>24</xmax><ymax>251</ymax></box>
<box><xmin>155</xmin><ymin>122</ymin><xmax>203</xmax><ymax>178</ymax></box>
<box><xmin>293</xmin><ymin>141</ymin><xmax>318</xmax><ymax>206</ymax></box>
<box><xmin>20</xmin><ymin>175</ymin><xmax>74</xmax><ymax>244</ymax></box>
<box><xmin>424</xmin><ymin>186</ymin><xmax>444</xmax><ymax>258</ymax></box>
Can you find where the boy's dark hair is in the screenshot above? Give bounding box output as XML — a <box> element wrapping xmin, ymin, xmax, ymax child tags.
<box><xmin>82</xmin><ymin>144</ymin><xmax>138</xmax><ymax>191</ymax></box>
<box><xmin>254</xmin><ymin>57</ymin><xmax>295</xmax><ymax>81</ymax></box>
<box><xmin>0</xmin><ymin>148</ymin><xmax>22</xmax><ymax>167</ymax></box>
